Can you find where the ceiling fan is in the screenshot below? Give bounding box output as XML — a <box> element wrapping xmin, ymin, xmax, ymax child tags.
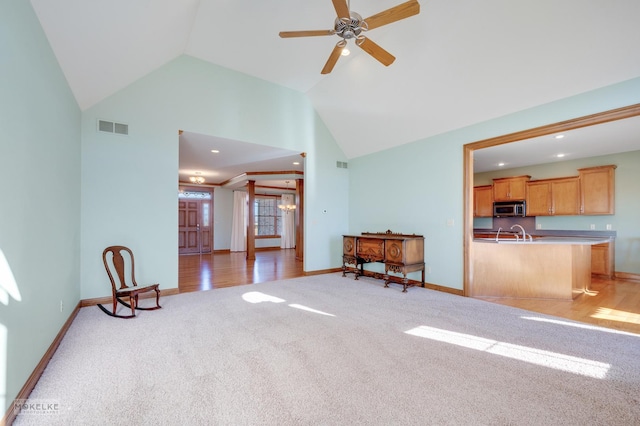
<box><xmin>279</xmin><ymin>0</ymin><xmax>420</xmax><ymax>74</ymax></box>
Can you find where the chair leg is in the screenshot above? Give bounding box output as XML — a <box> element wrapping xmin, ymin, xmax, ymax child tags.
<box><xmin>155</xmin><ymin>288</ymin><xmax>161</xmax><ymax>308</ymax></box>
<box><xmin>130</xmin><ymin>296</ymin><xmax>136</xmax><ymax>317</ymax></box>
<box><xmin>112</xmin><ymin>294</ymin><xmax>117</xmax><ymax>315</ymax></box>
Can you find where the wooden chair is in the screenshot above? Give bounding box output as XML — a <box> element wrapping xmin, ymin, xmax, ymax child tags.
<box><xmin>99</xmin><ymin>245</ymin><xmax>161</xmax><ymax>318</ymax></box>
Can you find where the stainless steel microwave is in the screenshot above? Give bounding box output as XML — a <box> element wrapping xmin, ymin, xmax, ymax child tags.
<box><xmin>493</xmin><ymin>201</ymin><xmax>526</xmax><ymax>217</ymax></box>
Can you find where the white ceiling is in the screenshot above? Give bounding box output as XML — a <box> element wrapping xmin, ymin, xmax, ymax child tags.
<box><xmin>474</xmin><ymin>115</ymin><xmax>640</xmax><ymax>173</ymax></box>
<box><xmin>178</xmin><ymin>131</ymin><xmax>304</xmax><ymax>189</ymax></box>
<box><xmin>30</xmin><ymin>0</ymin><xmax>640</xmax><ymax>184</ymax></box>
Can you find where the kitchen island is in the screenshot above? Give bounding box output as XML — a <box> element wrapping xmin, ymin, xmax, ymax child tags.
<box><xmin>471</xmin><ymin>237</ymin><xmax>612</xmax><ymax>300</ymax></box>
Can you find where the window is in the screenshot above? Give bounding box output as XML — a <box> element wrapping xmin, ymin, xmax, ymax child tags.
<box><xmin>254</xmin><ymin>197</ymin><xmax>281</xmax><ymax>237</ymax></box>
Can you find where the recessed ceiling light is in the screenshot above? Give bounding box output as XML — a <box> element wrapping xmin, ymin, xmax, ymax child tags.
<box><xmin>556</xmin><ymin>153</ymin><xmax>565</xmax><ymax>158</ymax></box>
<box><xmin>498</xmin><ymin>162</ymin><xmax>505</xmax><ymax>167</ymax></box>
<box><xmin>211</xmin><ymin>149</ymin><xmax>219</xmax><ymax>153</ymax></box>
<box><xmin>293</xmin><ymin>161</ymin><xmax>300</xmax><ymax>165</ymax></box>
<box><xmin>555</xmin><ymin>134</ymin><xmax>565</xmax><ymax>139</ymax></box>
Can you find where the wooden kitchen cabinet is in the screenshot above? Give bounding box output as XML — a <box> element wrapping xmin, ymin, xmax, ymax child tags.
<box><xmin>526</xmin><ymin>177</ymin><xmax>580</xmax><ymax>216</ymax></box>
<box><xmin>579</xmin><ymin>165</ymin><xmax>616</xmax><ymax>215</ymax></box>
<box><xmin>474</xmin><ymin>185</ymin><xmax>493</xmax><ymax>217</ymax></box>
<box><xmin>493</xmin><ymin>175</ymin><xmax>530</xmax><ymax>201</ymax></box>
<box><xmin>591</xmin><ymin>241</ymin><xmax>614</xmax><ymax>278</ymax></box>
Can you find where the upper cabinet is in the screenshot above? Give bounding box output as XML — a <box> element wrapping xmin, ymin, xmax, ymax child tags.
<box><xmin>526</xmin><ymin>177</ymin><xmax>580</xmax><ymax>216</ymax></box>
<box><xmin>579</xmin><ymin>165</ymin><xmax>617</xmax><ymax>215</ymax></box>
<box><xmin>474</xmin><ymin>185</ymin><xmax>493</xmax><ymax>217</ymax></box>
<box><xmin>478</xmin><ymin>165</ymin><xmax>616</xmax><ymax>218</ymax></box>
<box><xmin>492</xmin><ymin>175</ymin><xmax>530</xmax><ymax>201</ymax></box>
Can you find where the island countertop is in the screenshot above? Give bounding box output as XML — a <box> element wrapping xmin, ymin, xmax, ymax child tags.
<box><xmin>473</xmin><ymin>236</ymin><xmax>612</xmax><ymax>245</ymax></box>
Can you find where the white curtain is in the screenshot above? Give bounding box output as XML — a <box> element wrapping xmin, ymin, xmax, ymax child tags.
<box><xmin>230</xmin><ymin>191</ymin><xmax>247</xmax><ymax>252</ymax></box>
<box><xmin>280</xmin><ymin>193</ymin><xmax>296</xmax><ymax>249</ymax></box>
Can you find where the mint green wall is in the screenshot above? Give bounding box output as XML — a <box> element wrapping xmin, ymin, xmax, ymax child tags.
<box><xmin>474</xmin><ymin>150</ymin><xmax>640</xmax><ymax>274</ymax></box>
<box><xmin>349</xmin><ymin>78</ymin><xmax>640</xmax><ymax>290</ymax></box>
<box><xmin>0</xmin><ymin>1</ymin><xmax>81</xmax><ymax>414</ymax></box>
<box><xmin>349</xmin><ymin>136</ymin><xmax>462</xmax><ymax>285</ymax></box>
<box><xmin>80</xmin><ymin>55</ymin><xmax>349</xmax><ymax>299</ymax></box>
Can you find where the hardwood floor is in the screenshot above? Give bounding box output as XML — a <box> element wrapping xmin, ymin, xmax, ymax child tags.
<box><xmin>477</xmin><ymin>276</ymin><xmax>640</xmax><ymax>335</ymax></box>
<box><xmin>179</xmin><ymin>251</ymin><xmax>640</xmax><ymax>335</ymax></box>
<box><xmin>178</xmin><ymin>249</ymin><xmax>304</xmax><ymax>293</ymax></box>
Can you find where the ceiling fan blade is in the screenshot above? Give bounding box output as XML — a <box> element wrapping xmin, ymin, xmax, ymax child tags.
<box><xmin>321</xmin><ymin>43</ymin><xmax>345</xmax><ymax>74</ymax></box>
<box><xmin>357</xmin><ymin>37</ymin><xmax>395</xmax><ymax>66</ymax></box>
<box><xmin>279</xmin><ymin>30</ymin><xmax>335</xmax><ymax>38</ymax></box>
<box><xmin>364</xmin><ymin>0</ymin><xmax>420</xmax><ymax>31</ymax></box>
<box><xmin>332</xmin><ymin>0</ymin><xmax>350</xmax><ymax>19</ymax></box>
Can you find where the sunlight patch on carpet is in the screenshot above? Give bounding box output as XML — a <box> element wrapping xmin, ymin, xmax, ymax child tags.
<box><xmin>405</xmin><ymin>325</ymin><xmax>610</xmax><ymax>379</ymax></box>
<box><xmin>288</xmin><ymin>304</ymin><xmax>335</xmax><ymax>317</ymax></box>
<box><xmin>242</xmin><ymin>291</ymin><xmax>286</xmax><ymax>304</ymax></box>
<box><xmin>241</xmin><ymin>291</ymin><xmax>335</xmax><ymax>316</ymax></box>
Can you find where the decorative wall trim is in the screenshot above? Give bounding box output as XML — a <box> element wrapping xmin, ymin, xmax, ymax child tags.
<box><xmin>615</xmin><ymin>271</ymin><xmax>640</xmax><ymax>282</ymax></box>
<box><xmin>304</xmin><ymin>268</ymin><xmax>343</xmax><ymax>276</ymax></box>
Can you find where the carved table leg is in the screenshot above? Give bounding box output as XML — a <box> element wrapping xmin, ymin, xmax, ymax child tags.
<box><xmin>383</xmin><ymin>264</ymin><xmax>390</xmax><ymax>288</ymax></box>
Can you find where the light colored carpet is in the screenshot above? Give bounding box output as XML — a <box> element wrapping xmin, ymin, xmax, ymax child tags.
<box><xmin>14</xmin><ymin>273</ymin><xmax>640</xmax><ymax>425</ymax></box>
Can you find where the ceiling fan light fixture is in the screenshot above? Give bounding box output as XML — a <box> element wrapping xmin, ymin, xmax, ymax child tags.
<box><xmin>279</xmin><ymin>0</ymin><xmax>420</xmax><ymax>74</ymax></box>
<box><xmin>341</xmin><ymin>47</ymin><xmax>350</xmax><ymax>56</ymax></box>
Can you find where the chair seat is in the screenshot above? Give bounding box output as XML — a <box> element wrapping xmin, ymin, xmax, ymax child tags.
<box><xmin>116</xmin><ymin>283</ymin><xmax>159</xmax><ymax>294</ymax></box>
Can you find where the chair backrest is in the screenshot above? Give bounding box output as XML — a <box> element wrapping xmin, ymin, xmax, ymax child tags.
<box><xmin>103</xmin><ymin>246</ymin><xmax>139</xmax><ymax>291</ymax></box>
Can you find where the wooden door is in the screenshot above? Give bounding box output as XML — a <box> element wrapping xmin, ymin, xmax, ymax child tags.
<box><xmin>179</xmin><ymin>200</ymin><xmax>201</xmax><ymax>254</ymax></box>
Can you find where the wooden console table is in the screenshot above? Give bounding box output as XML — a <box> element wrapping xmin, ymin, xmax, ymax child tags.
<box><xmin>342</xmin><ymin>231</ymin><xmax>425</xmax><ymax>292</ymax></box>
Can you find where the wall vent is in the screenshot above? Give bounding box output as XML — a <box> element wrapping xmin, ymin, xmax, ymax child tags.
<box><xmin>336</xmin><ymin>161</ymin><xmax>348</xmax><ymax>169</ymax></box>
<box><xmin>98</xmin><ymin>119</ymin><xmax>129</xmax><ymax>135</ymax></box>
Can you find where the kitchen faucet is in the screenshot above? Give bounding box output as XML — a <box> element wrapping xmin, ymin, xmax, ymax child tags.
<box><xmin>510</xmin><ymin>224</ymin><xmax>529</xmax><ymax>242</ymax></box>
<box><xmin>495</xmin><ymin>227</ymin><xmax>502</xmax><ymax>242</ymax></box>
<box><xmin>510</xmin><ymin>224</ymin><xmax>533</xmax><ymax>241</ymax></box>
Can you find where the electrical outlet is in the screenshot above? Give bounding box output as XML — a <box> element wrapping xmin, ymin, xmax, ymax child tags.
<box><xmin>426</xmin><ymin>266</ymin><xmax>431</xmax><ymax>274</ymax></box>
<box><xmin>536</xmin><ymin>223</ymin><xmax>542</xmax><ymax>230</ymax></box>
<box><xmin>590</xmin><ymin>224</ymin><xmax>596</xmax><ymax>230</ymax></box>
<box><xmin>446</xmin><ymin>219</ymin><xmax>454</xmax><ymax>227</ymax></box>
<box><xmin>60</xmin><ymin>300</ymin><xmax>64</xmax><ymax>313</ymax></box>
<box><xmin>606</xmin><ymin>224</ymin><xmax>612</xmax><ymax>230</ymax></box>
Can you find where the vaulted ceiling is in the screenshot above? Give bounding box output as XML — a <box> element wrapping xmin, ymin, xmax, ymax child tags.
<box><xmin>31</xmin><ymin>0</ymin><xmax>640</xmax><ymax>164</ymax></box>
